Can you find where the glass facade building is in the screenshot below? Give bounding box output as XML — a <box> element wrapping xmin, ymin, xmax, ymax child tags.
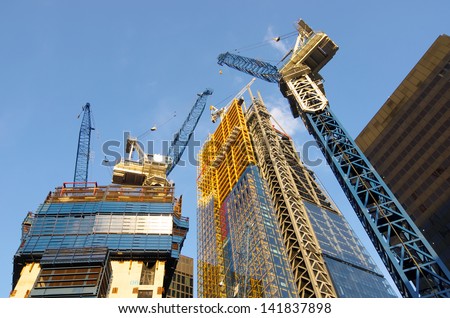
<box><xmin>220</xmin><ymin>165</ymin><xmax>297</xmax><ymax>297</ymax></box>
<box><xmin>305</xmin><ymin>201</ymin><xmax>395</xmax><ymax>297</ymax></box>
<box><xmin>198</xmin><ymin>94</ymin><xmax>396</xmax><ymax>297</ymax></box>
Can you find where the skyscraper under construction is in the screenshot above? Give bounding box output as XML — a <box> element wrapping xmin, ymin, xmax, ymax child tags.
<box><xmin>10</xmin><ymin>89</ymin><xmax>214</xmax><ymax>298</ymax></box>
<box><xmin>11</xmin><ymin>159</ymin><xmax>189</xmax><ymax>298</ymax></box>
<box><xmin>197</xmin><ymin>92</ymin><xmax>396</xmax><ymax>298</ymax></box>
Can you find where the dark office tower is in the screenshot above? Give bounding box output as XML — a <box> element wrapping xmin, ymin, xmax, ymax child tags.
<box><xmin>167</xmin><ymin>255</ymin><xmax>194</xmax><ymax>298</ymax></box>
<box><xmin>11</xmin><ymin>158</ymin><xmax>188</xmax><ymax>298</ymax></box>
<box><xmin>356</xmin><ymin>35</ymin><xmax>450</xmax><ymax>269</ymax></box>
<box><xmin>197</xmin><ymin>94</ymin><xmax>396</xmax><ymax>297</ymax></box>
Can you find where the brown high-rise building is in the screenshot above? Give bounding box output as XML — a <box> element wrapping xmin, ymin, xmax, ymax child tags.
<box><xmin>356</xmin><ymin>34</ymin><xmax>450</xmax><ymax>269</ymax></box>
<box><xmin>166</xmin><ymin>255</ymin><xmax>194</xmax><ymax>298</ymax></box>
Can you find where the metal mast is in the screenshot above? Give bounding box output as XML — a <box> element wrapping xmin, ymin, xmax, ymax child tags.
<box><xmin>167</xmin><ymin>89</ymin><xmax>213</xmax><ymax>175</ymax></box>
<box><xmin>217</xmin><ymin>19</ymin><xmax>450</xmax><ymax>297</ymax></box>
<box><xmin>73</xmin><ymin>103</ymin><xmax>94</xmax><ymax>184</ymax></box>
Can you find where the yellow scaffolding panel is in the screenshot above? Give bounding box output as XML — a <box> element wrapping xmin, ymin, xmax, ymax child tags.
<box><xmin>198</xmin><ymin>99</ymin><xmax>255</xmax><ymax>207</ymax></box>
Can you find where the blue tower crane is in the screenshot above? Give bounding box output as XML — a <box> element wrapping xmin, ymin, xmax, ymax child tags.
<box><xmin>217</xmin><ymin>19</ymin><xmax>450</xmax><ymax>298</ymax></box>
<box><xmin>73</xmin><ymin>103</ymin><xmax>94</xmax><ymax>185</ymax></box>
<box><xmin>166</xmin><ymin>88</ymin><xmax>213</xmax><ymax>175</ymax></box>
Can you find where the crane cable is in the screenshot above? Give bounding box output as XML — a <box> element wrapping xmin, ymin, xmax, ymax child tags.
<box><xmin>233</xmin><ymin>30</ymin><xmax>297</xmax><ymax>54</ymax></box>
<box><xmin>137</xmin><ymin>111</ymin><xmax>177</xmax><ymax>140</ymax></box>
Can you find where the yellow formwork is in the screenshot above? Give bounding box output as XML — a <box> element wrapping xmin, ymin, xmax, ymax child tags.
<box><xmin>198</xmin><ymin>99</ymin><xmax>256</xmax><ymax>207</ymax></box>
<box><xmin>197</xmin><ymin>99</ymin><xmax>256</xmax><ymax>297</ymax></box>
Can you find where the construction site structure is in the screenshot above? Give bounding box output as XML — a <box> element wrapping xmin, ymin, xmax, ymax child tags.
<box><xmin>11</xmin><ymin>181</ymin><xmax>188</xmax><ymax>298</ymax></box>
<box><xmin>197</xmin><ymin>92</ymin><xmax>396</xmax><ymax>298</ymax></box>
<box><xmin>198</xmin><ymin>98</ymin><xmax>298</xmax><ymax>298</ymax></box>
<box><xmin>9</xmin><ymin>91</ymin><xmax>213</xmax><ymax>297</ymax></box>
<box><xmin>217</xmin><ymin>19</ymin><xmax>450</xmax><ymax>298</ymax></box>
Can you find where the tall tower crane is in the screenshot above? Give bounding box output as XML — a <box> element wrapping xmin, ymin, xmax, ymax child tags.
<box><xmin>73</xmin><ymin>103</ymin><xmax>94</xmax><ymax>185</ymax></box>
<box><xmin>112</xmin><ymin>89</ymin><xmax>213</xmax><ymax>186</ymax></box>
<box><xmin>217</xmin><ymin>20</ymin><xmax>450</xmax><ymax>298</ymax></box>
<box><xmin>166</xmin><ymin>89</ymin><xmax>214</xmax><ymax>175</ymax></box>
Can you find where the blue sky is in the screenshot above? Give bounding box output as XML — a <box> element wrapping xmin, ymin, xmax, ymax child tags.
<box><xmin>1</xmin><ymin>0</ymin><xmax>449</xmax><ymax>297</ymax></box>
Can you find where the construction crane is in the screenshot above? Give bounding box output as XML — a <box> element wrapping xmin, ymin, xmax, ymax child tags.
<box><xmin>166</xmin><ymin>89</ymin><xmax>213</xmax><ymax>175</ymax></box>
<box><xmin>217</xmin><ymin>19</ymin><xmax>450</xmax><ymax>298</ymax></box>
<box><xmin>210</xmin><ymin>78</ymin><xmax>255</xmax><ymax>123</ymax></box>
<box><xmin>73</xmin><ymin>103</ymin><xmax>94</xmax><ymax>185</ymax></box>
<box><xmin>112</xmin><ymin>89</ymin><xmax>213</xmax><ymax>186</ymax></box>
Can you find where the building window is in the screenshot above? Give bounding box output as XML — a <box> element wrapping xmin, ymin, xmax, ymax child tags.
<box><xmin>140</xmin><ymin>262</ymin><xmax>155</xmax><ymax>285</ymax></box>
<box><xmin>137</xmin><ymin>290</ymin><xmax>153</xmax><ymax>298</ymax></box>
<box><xmin>34</xmin><ymin>267</ymin><xmax>101</xmax><ymax>289</ymax></box>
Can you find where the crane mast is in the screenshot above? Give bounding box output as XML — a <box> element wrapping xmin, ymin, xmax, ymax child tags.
<box><xmin>217</xmin><ymin>19</ymin><xmax>450</xmax><ymax>298</ymax></box>
<box><xmin>73</xmin><ymin>103</ymin><xmax>94</xmax><ymax>185</ymax></box>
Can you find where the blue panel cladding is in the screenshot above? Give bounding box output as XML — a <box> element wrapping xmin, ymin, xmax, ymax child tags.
<box><xmin>303</xmin><ymin>201</ymin><xmax>397</xmax><ymax>297</ymax></box>
<box><xmin>171</xmin><ymin>235</ymin><xmax>186</xmax><ymax>259</ymax></box>
<box><xmin>173</xmin><ymin>217</ymin><xmax>189</xmax><ymax>229</ymax></box>
<box><xmin>18</xmin><ymin>200</ymin><xmax>187</xmax><ymax>258</ymax></box>
<box><xmin>20</xmin><ymin>234</ymin><xmax>173</xmax><ymax>254</ymax></box>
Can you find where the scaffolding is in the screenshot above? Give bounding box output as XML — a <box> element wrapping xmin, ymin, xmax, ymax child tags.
<box><xmin>198</xmin><ymin>99</ymin><xmax>256</xmax><ymax>207</ymax></box>
<box><xmin>46</xmin><ymin>182</ymin><xmax>174</xmax><ymax>204</ymax></box>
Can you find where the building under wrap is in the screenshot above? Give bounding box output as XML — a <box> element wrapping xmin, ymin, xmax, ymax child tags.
<box><xmin>197</xmin><ymin>94</ymin><xmax>396</xmax><ymax>297</ymax></box>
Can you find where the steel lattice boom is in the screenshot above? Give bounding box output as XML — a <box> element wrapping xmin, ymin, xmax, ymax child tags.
<box><xmin>166</xmin><ymin>88</ymin><xmax>213</xmax><ymax>175</ymax></box>
<box><xmin>217</xmin><ymin>19</ymin><xmax>450</xmax><ymax>297</ymax></box>
<box><xmin>74</xmin><ymin>103</ymin><xmax>94</xmax><ymax>184</ymax></box>
<box><xmin>218</xmin><ymin>53</ymin><xmax>280</xmax><ymax>83</ymax></box>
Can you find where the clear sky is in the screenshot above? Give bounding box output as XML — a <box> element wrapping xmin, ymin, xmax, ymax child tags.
<box><xmin>1</xmin><ymin>0</ymin><xmax>449</xmax><ymax>298</ymax></box>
